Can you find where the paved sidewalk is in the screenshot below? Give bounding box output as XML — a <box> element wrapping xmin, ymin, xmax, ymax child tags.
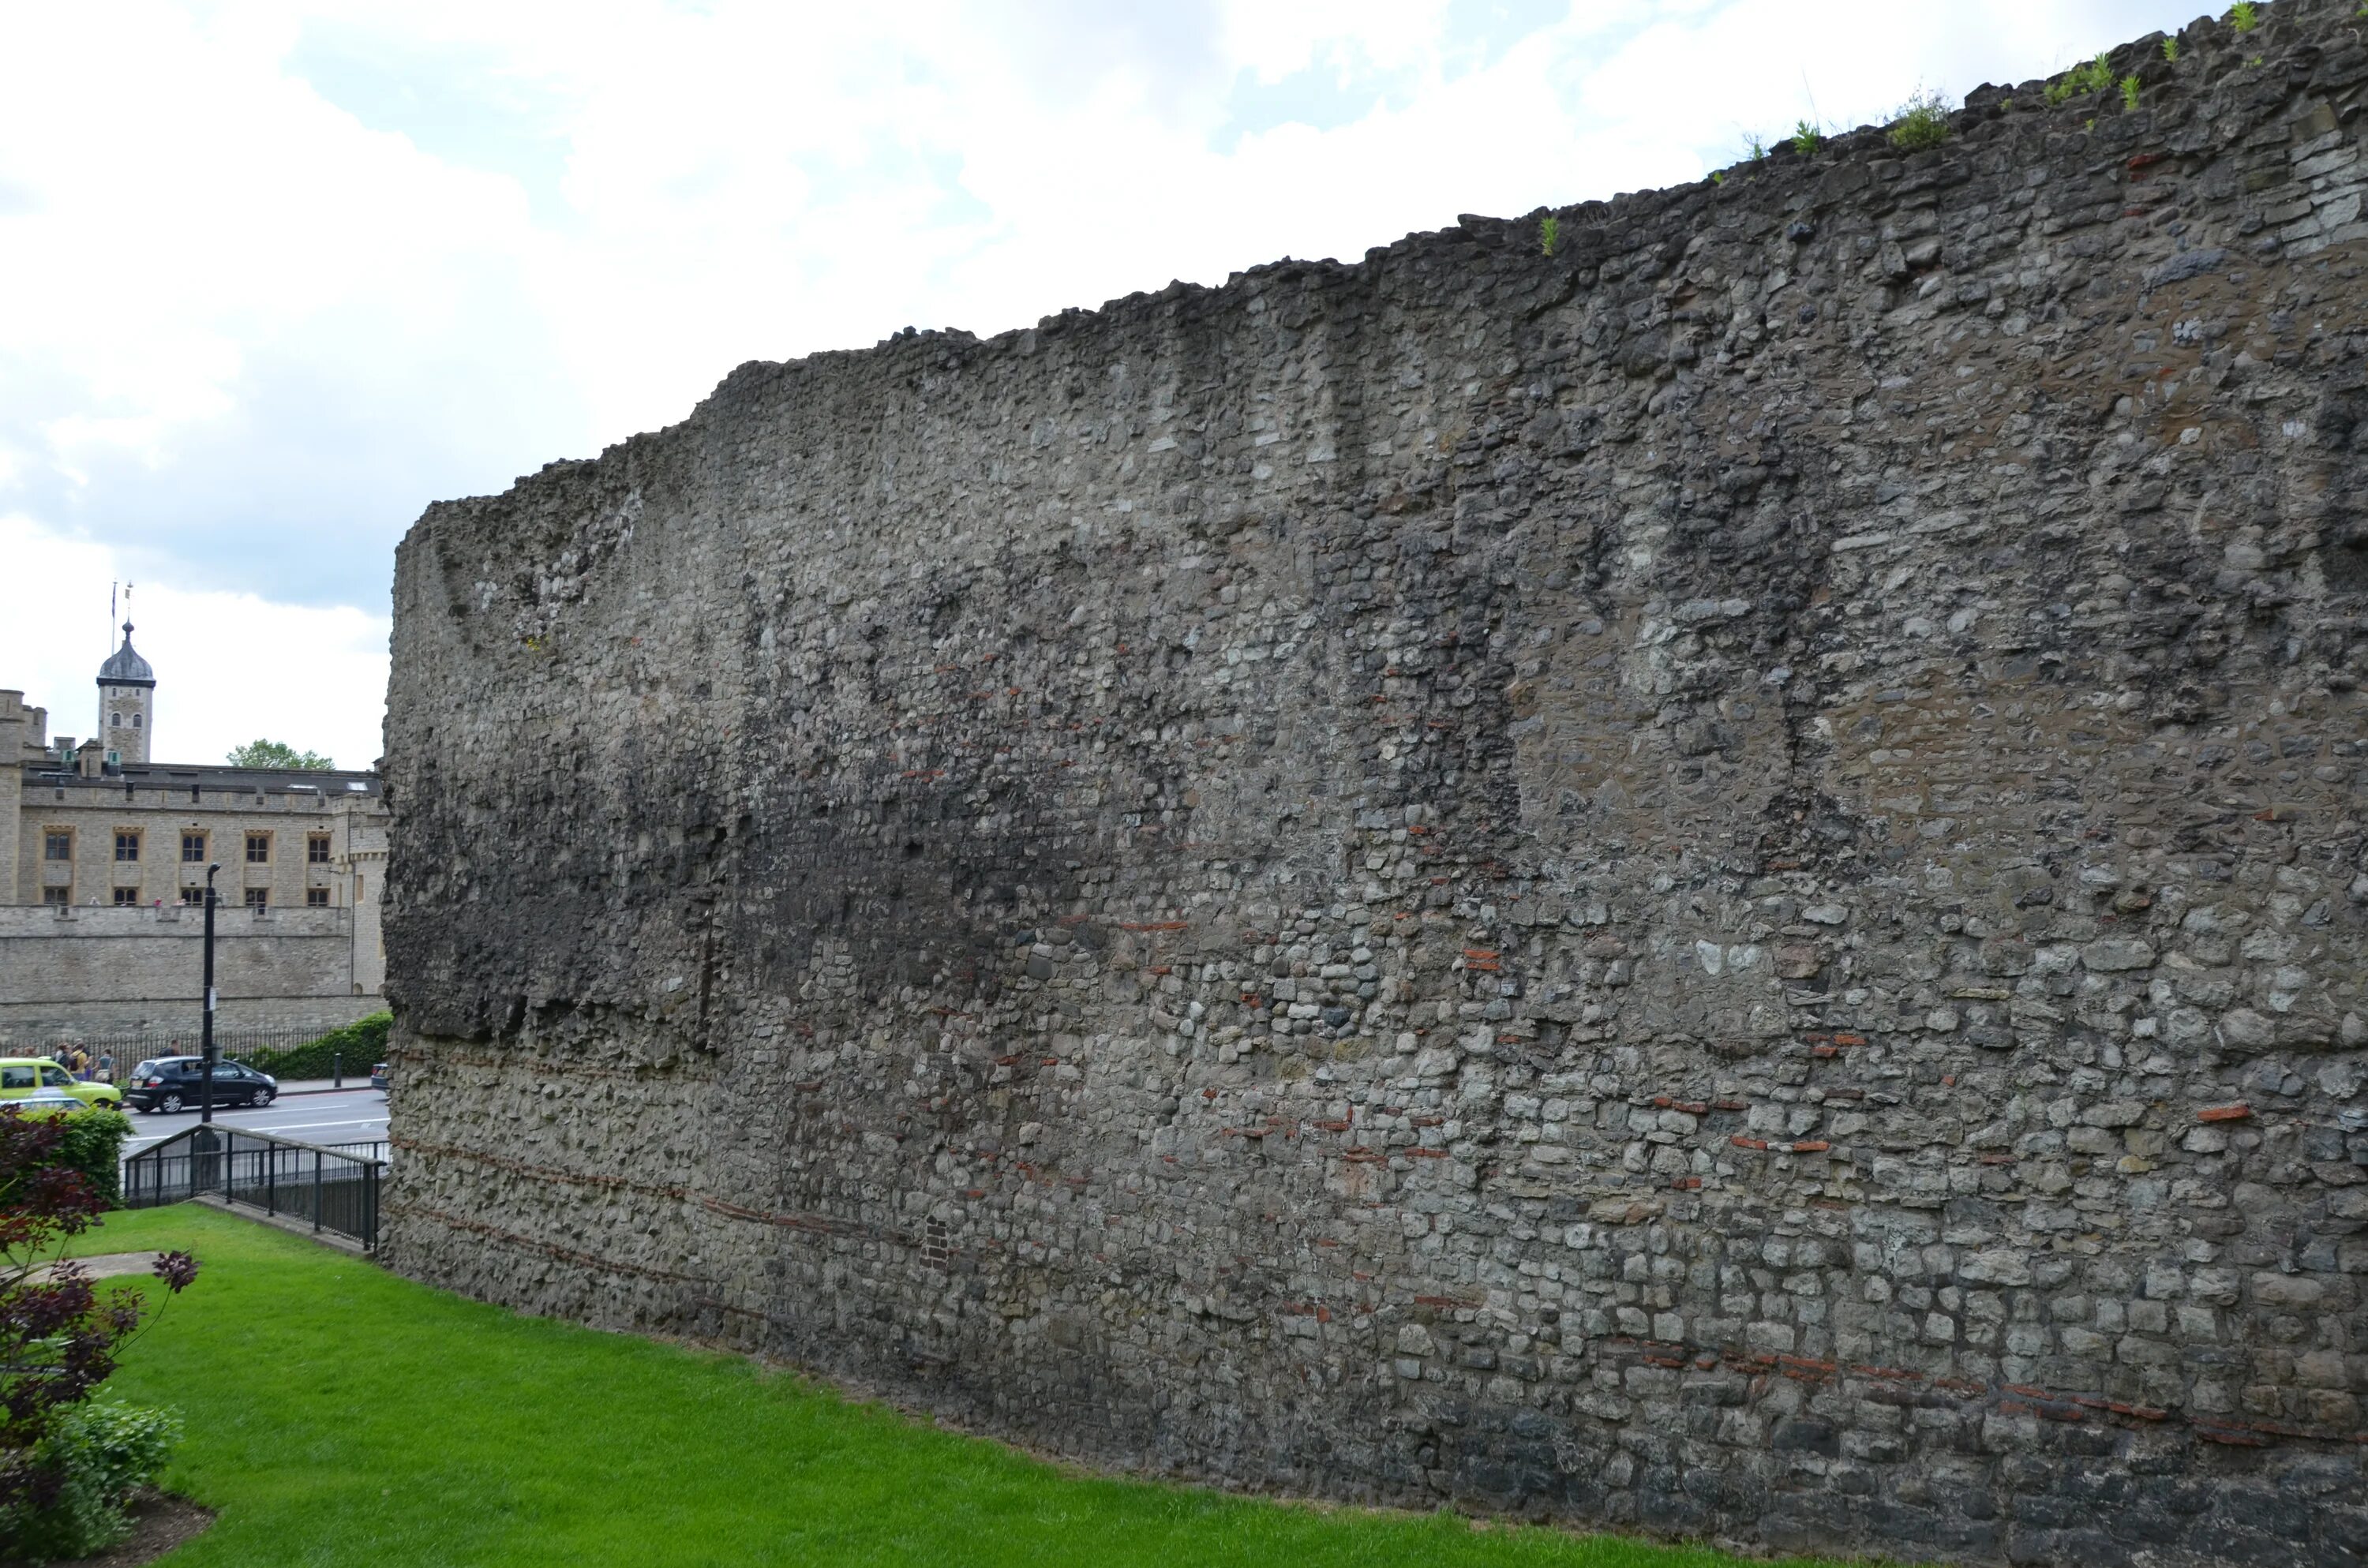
<box><xmin>275</xmin><ymin>1078</ymin><xmax>381</xmax><ymax>1097</ymax></box>
<box><xmin>41</xmin><ymin>1251</ymin><xmax>162</xmax><ymax>1281</ymax></box>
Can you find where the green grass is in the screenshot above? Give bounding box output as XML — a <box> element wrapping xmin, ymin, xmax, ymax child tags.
<box><xmin>66</xmin><ymin>1207</ymin><xmax>1837</xmax><ymax>1568</ymax></box>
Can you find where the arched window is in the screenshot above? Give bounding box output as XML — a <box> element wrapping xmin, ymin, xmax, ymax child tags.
<box><xmin>130</xmin><ymin>713</ymin><xmax>141</xmax><ymax>728</ymax></box>
<box><xmin>110</xmin><ymin>712</ymin><xmax>120</xmax><ymax>727</ymax></box>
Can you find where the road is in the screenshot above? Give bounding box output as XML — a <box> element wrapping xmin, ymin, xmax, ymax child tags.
<box><xmin>121</xmin><ymin>1087</ymin><xmax>389</xmax><ymax>1155</ymax></box>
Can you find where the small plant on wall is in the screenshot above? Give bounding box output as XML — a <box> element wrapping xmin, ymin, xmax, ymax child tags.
<box><xmin>2046</xmin><ymin>51</ymin><xmax>2115</xmax><ymax>105</ymax></box>
<box><xmin>1887</xmin><ymin>88</ymin><xmax>1951</xmax><ymax>151</ymax></box>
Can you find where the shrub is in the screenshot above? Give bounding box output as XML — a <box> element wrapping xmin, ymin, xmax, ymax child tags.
<box><xmin>0</xmin><ymin>1109</ymin><xmax>197</xmax><ymax>1558</ymax></box>
<box><xmin>1789</xmin><ymin>118</ymin><xmax>1822</xmax><ymax>155</ymax></box>
<box><xmin>2229</xmin><ymin>2</ymin><xmax>2258</xmax><ymax>31</ymax></box>
<box><xmin>236</xmin><ymin>1011</ymin><xmax>392</xmax><ymax>1082</ymax></box>
<box><xmin>1887</xmin><ymin>88</ymin><xmax>1951</xmax><ymax>151</ymax></box>
<box><xmin>1538</xmin><ymin>214</ymin><xmax>1557</xmax><ymax>257</ymax></box>
<box><xmin>51</xmin><ymin>1109</ymin><xmax>130</xmax><ymax>1207</ymax></box>
<box><xmin>2</xmin><ymin>1403</ymin><xmax>182</xmax><ymax>1559</ymax></box>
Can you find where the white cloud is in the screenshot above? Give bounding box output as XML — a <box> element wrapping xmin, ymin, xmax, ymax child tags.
<box><xmin>0</xmin><ymin>0</ymin><xmax>2199</xmax><ymax>765</ymax></box>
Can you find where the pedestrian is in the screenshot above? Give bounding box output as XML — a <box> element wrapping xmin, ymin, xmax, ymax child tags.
<box><xmin>96</xmin><ymin>1051</ymin><xmax>113</xmax><ymax>1086</ymax></box>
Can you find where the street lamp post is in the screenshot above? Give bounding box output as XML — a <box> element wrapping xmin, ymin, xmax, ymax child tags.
<box><xmin>200</xmin><ymin>864</ymin><xmax>218</xmax><ymax>1125</ymax></box>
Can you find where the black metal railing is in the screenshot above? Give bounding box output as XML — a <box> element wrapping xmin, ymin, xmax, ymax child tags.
<box><xmin>0</xmin><ymin>1028</ymin><xmax>326</xmax><ymax>1085</ymax></box>
<box><xmin>121</xmin><ymin>1126</ymin><xmax>384</xmax><ymax>1249</ymax></box>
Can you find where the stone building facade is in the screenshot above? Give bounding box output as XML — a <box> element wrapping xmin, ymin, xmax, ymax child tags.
<box><xmin>384</xmin><ymin>6</ymin><xmax>2368</xmax><ymax>1565</ymax></box>
<box><xmin>0</xmin><ymin>630</ymin><xmax>387</xmax><ymax>1050</ymax></box>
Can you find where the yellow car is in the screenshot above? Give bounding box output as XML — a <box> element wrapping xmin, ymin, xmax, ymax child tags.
<box><xmin>0</xmin><ymin>1058</ymin><xmax>125</xmax><ymax>1110</ymax></box>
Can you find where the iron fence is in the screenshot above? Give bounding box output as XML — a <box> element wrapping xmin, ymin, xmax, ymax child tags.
<box><xmin>2</xmin><ymin>1028</ymin><xmax>325</xmax><ymax>1085</ymax></box>
<box><xmin>121</xmin><ymin>1125</ymin><xmax>384</xmax><ymax>1249</ymax></box>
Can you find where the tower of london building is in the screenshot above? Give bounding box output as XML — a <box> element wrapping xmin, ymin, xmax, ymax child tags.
<box><xmin>0</xmin><ymin>625</ymin><xmax>388</xmax><ymax>1050</ymax></box>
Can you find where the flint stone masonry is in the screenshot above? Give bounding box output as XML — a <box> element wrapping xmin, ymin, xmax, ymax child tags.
<box><xmin>388</xmin><ymin>7</ymin><xmax>2368</xmax><ymax>1563</ymax></box>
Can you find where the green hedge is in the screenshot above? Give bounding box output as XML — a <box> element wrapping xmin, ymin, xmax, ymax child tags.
<box><xmin>234</xmin><ymin>1012</ymin><xmax>391</xmax><ymax>1083</ymax></box>
<box><xmin>53</xmin><ymin>1107</ymin><xmax>132</xmax><ymax>1206</ymax></box>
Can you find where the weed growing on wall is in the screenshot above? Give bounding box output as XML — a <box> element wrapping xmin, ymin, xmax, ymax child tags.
<box><xmin>1887</xmin><ymin>88</ymin><xmax>1950</xmax><ymax>151</ymax></box>
<box><xmin>1538</xmin><ymin>215</ymin><xmax>1557</xmax><ymax>257</ymax></box>
<box><xmin>2163</xmin><ymin>36</ymin><xmax>2180</xmax><ymax>62</ymax></box>
<box><xmin>2047</xmin><ymin>51</ymin><xmax>2115</xmax><ymax>105</ymax></box>
<box><xmin>2229</xmin><ymin>2</ymin><xmax>2259</xmax><ymax>31</ymax></box>
<box><xmin>1789</xmin><ymin>118</ymin><xmax>1821</xmax><ymax>155</ymax></box>
<box><xmin>2121</xmin><ymin>74</ymin><xmax>2142</xmax><ymax>110</ymax></box>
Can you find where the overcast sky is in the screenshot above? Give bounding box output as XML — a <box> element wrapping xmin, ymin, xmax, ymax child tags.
<box><xmin>2</xmin><ymin>0</ymin><xmax>2200</xmax><ymax>770</ymax></box>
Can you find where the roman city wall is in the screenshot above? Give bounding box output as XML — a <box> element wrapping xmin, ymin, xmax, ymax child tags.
<box><xmin>384</xmin><ymin>6</ymin><xmax>2368</xmax><ymax>1561</ymax></box>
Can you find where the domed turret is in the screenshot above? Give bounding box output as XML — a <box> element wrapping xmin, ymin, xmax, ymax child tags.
<box><xmin>98</xmin><ymin>623</ymin><xmax>155</xmax><ymax>687</ymax></box>
<box><xmin>96</xmin><ymin>622</ymin><xmax>154</xmax><ymax>766</ymax></box>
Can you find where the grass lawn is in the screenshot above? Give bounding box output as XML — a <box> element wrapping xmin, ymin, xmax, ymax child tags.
<box><xmin>64</xmin><ymin>1206</ymin><xmax>1833</xmax><ymax>1567</ymax></box>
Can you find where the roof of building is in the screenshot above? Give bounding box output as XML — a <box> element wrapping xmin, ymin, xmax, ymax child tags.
<box><xmin>28</xmin><ymin>761</ymin><xmax>383</xmax><ymax>796</ymax></box>
<box><xmin>96</xmin><ymin>624</ymin><xmax>155</xmax><ymax>687</ymax></box>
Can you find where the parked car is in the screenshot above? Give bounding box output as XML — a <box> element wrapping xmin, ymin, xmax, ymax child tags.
<box><xmin>370</xmin><ymin>1061</ymin><xmax>388</xmax><ymax>1092</ymax></box>
<box><xmin>123</xmin><ymin>1057</ymin><xmax>279</xmax><ymax>1113</ymax></box>
<box><xmin>0</xmin><ymin>1057</ymin><xmax>124</xmax><ymax>1110</ymax></box>
<box><xmin>0</xmin><ymin>1085</ymin><xmax>95</xmax><ymax>1117</ymax></box>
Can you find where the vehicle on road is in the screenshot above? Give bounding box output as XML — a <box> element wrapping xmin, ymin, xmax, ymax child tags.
<box><xmin>0</xmin><ymin>1085</ymin><xmax>100</xmax><ymax>1117</ymax></box>
<box><xmin>370</xmin><ymin>1061</ymin><xmax>388</xmax><ymax>1092</ymax></box>
<box><xmin>124</xmin><ymin>1057</ymin><xmax>279</xmax><ymax>1114</ymax></box>
<box><xmin>0</xmin><ymin>1057</ymin><xmax>125</xmax><ymax>1110</ymax></box>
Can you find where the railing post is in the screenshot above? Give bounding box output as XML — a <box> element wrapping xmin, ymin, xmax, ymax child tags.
<box><xmin>266</xmin><ymin>1142</ymin><xmax>277</xmax><ymax>1218</ymax></box>
<box><xmin>313</xmin><ymin>1149</ymin><xmax>323</xmax><ymax>1233</ymax></box>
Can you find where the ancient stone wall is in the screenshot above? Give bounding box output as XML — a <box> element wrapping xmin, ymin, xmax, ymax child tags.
<box><xmin>0</xmin><ymin>904</ymin><xmax>379</xmax><ymax>1047</ymax></box>
<box><xmin>385</xmin><ymin>6</ymin><xmax>2368</xmax><ymax>1562</ymax></box>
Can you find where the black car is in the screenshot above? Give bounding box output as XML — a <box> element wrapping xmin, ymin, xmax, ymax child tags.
<box><xmin>124</xmin><ymin>1057</ymin><xmax>279</xmax><ymax>1113</ymax></box>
